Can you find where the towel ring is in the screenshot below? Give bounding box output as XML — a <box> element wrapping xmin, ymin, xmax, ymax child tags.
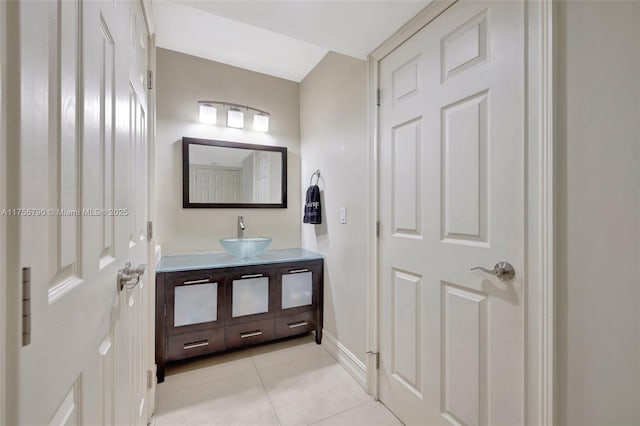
<box><xmin>309</xmin><ymin>169</ymin><xmax>321</xmax><ymax>186</ymax></box>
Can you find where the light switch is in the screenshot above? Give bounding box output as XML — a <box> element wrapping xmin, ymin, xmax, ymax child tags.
<box><xmin>340</xmin><ymin>207</ymin><xmax>347</xmax><ymax>224</ymax></box>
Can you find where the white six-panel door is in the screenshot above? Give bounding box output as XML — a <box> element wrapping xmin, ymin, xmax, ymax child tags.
<box><xmin>14</xmin><ymin>1</ymin><xmax>151</xmax><ymax>424</ymax></box>
<box><xmin>191</xmin><ymin>166</ymin><xmax>242</xmax><ymax>203</ymax></box>
<box><xmin>378</xmin><ymin>1</ymin><xmax>525</xmax><ymax>425</ymax></box>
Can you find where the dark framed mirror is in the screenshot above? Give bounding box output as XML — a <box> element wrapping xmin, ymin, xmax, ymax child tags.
<box><xmin>182</xmin><ymin>137</ymin><xmax>287</xmax><ymax>208</ymax></box>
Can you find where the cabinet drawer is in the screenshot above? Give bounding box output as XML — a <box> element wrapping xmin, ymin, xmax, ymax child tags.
<box><xmin>167</xmin><ymin>328</ymin><xmax>225</xmax><ymax>361</ymax></box>
<box><xmin>275</xmin><ymin>311</ymin><xmax>316</xmax><ymax>339</ymax></box>
<box><xmin>225</xmin><ymin>319</ymin><xmax>275</xmax><ymax>349</ymax></box>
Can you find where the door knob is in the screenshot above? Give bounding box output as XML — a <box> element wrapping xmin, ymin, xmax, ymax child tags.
<box><xmin>124</xmin><ymin>262</ymin><xmax>146</xmax><ymax>276</ymax></box>
<box><xmin>470</xmin><ymin>261</ymin><xmax>515</xmax><ymax>281</ymax></box>
<box><xmin>117</xmin><ymin>262</ymin><xmax>146</xmax><ymax>291</ymax></box>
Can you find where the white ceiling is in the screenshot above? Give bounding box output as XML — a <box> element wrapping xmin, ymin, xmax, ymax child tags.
<box><xmin>154</xmin><ymin>0</ymin><xmax>430</xmax><ymax>82</ymax></box>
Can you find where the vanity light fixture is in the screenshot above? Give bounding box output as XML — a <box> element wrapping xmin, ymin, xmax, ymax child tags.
<box><xmin>199</xmin><ymin>103</ymin><xmax>217</xmax><ymax>124</ymax></box>
<box><xmin>197</xmin><ymin>100</ymin><xmax>271</xmax><ymax>132</ymax></box>
<box><xmin>227</xmin><ymin>107</ymin><xmax>244</xmax><ymax>129</ymax></box>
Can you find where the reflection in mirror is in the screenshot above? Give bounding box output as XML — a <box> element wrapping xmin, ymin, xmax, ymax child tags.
<box><xmin>183</xmin><ymin>138</ymin><xmax>287</xmax><ymax>208</ymax></box>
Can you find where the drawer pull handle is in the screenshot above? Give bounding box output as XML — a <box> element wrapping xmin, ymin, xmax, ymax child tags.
<box><xmin>288</xmin><ymin>321</ymin><xmax>308</xmax><ymax>329</ymax></box>
<box><xmin>288</xmin><ymin>269</ymin><xmax>309</xmax><ymax>274</ymax></box>
<box><xmin>240</xmin><ymin>274</ymin><xmax>264</xmax><ymax>279</ymax></box>
<box><xmin>240</xmin><ymin>330</ymin><xmax>263</xmax><ymax>339</ymax></box>
<box><xmin>183</xmin><ymin>278</ymin><xmax>210</xmax><ymax>285</ymax></box>
<box><xmin>183</xmin><ymin>340</ymin><xmax>209</xmax><ymax>350</ymax></box>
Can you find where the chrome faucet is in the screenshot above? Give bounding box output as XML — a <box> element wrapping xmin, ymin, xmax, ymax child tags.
<box><xmin>237</xmin><ymin>216</ymin><xmax>245</xmax><ymax>238</ymax></box>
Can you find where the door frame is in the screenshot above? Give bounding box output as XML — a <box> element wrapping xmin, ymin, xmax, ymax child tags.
<box><xmin>139</xmin><ymin>0</ymin><xmax>157</xmax><ymax>421</ymax></box>
<box><xmin>2</xmin><ymin>1</ymin><xmax>20</xmax><ymax>424</ymax></box>
<box><xmin>0</xmin><ymin>0</ymin><xmax>7</xmax><ymax>422</ymax></box>
<box><xmin>366</xmin><ymin>1</ymin><xmax>555</xmax><ymax>425</ymax></box>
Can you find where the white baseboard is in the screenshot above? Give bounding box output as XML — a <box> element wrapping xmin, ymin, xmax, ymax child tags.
<box><xmin>321</xmin><ymin>329</ymin><xmax>367</xmax><ymax>390</ymax></box>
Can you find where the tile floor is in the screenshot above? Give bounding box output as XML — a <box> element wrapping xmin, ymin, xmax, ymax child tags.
<box><xmin>152</xmin><ymin>335</ymin><xmax>403</xmax><ymax>426</ymax></box>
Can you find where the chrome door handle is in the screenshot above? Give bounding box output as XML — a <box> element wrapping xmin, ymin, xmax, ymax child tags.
<box><xmin>124</xmin><ymin>262</ymin><xmax>146</xmax><ymax>276</ymax></box>
<box><xmin>118</xmin><ymin>270</ymin><xmax>138</xmax><ymax>291</ymax></box>
<box><xmin>117</xmin><ymin>262</ymin><xmax>147</xmax><ymax>291</ymax></box>
<box><xmin>470</xmin><ymin>261</ymin><xmax>515</xmax><ymax>281</ymax></box>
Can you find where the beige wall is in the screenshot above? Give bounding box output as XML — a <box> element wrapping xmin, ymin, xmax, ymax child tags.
<box><xmin>556</xmin><ymin>2</ymin><xmax>640</xmax><ymax>425</ymax></box>
<box><xmin>300</xmin><ymin>52</ymin><xmax>369</xmax><ymax>364</ymax></box>
<box><xmin>156</xmin><ymin>48</ymin><xmax>301</xmax><ymax>255</ymax></box>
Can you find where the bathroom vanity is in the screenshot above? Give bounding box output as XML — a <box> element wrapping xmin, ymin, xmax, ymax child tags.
<box><xmin>154</xmin><ymin>248</ymin><xmax>323</xmax><ymax>382</ymax></box>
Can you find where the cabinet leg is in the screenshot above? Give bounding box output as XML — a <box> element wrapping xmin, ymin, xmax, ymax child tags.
<box><xmin>315</xmin><ymin>328</ymin><xmax>322</xmax><ymax>344</ymax></box>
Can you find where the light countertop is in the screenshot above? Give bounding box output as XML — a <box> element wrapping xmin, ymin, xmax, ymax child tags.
<box><xmin>156</xmin><ymin>248</ymin><xmax>324</xmax><ymax>273</ymax></box>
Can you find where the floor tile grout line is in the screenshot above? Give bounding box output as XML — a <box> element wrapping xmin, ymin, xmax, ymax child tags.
<box><xmin>251</xmin><ymin>340</ymin><xmax>374</xmax><ymax>426</ymax></box>
<box><xmin>156</xmin><ymin>351</ymin><xmax>257</xmax><ymax>397</ymax></box>
<box><xmin>251</xmin><ymin>341</ymin><xmax>330</xmax><ymax>373</ymax></box>
<box><xmin>377</xmin><ymin>399</ymin><xmax>406</xmax><ymax>425</ymax></box>
<box><xmin>157</xmin><ymin>338</ymin><xmax>373</xmax><ymax>426</ymax></box>
<box><xmin>305</xmin><ymin>398</ymin><xmax>376</xmax><ymax>426</ymax></box>
<box><xmin>251</xmin><ymin>355</ymin><xmax>284</xmax><ymax>426</ymax></box>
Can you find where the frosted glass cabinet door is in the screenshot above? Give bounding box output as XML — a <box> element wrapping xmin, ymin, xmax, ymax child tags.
<box><xmin>282</xmin><ymin>272</ymin><xmax>313</xmax><ymax>309</ymax></box>
<box><xmin>174</xmin><ymin>283</ymin><xmax>218</xmax><ymax>327</ymax></box>
<box><xmin>232</xmin><ymin>277</ymin><xmax>270</xmax><ymax>317</ymax></box>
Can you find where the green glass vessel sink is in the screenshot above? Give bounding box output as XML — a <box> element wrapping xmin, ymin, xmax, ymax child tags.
<box><xmin>220</xmin><ymin>237</ymin><xmax>272</xmax><ymax>258</ymax></box>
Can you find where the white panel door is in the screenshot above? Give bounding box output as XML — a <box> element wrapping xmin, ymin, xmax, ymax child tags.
<box><xmin>14</xmin><ymin>1</ymin><xmax>151</xmax><ymax>425</ymax></box>
<box><xmin>254</xmin><ymin>151</ymin><xmax>271</xmax><ymax>203</ymax></box>
<box><xmin>378</xmin><ymin>1</ymin><xmax>525</xmax><ymax>425</ymax></box>
<box><xmin>192</xmin><ymin>166</ymin><xmax>242</xmax><ymax>203</ymax></box>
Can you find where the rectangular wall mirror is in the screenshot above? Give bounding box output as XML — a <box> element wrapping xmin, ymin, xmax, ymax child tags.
<box><xmin>183</xmin><ymin>137</ymin><xmax>287</xmax><ymax>208</ymax></box>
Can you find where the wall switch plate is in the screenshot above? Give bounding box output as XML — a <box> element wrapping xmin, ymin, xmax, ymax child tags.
<box><xmin>340</xmin><ymin>207</ymin><xmax>347</xmax><ymax>224</ymax></box>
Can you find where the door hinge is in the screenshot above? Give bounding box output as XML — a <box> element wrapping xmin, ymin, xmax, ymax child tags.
<box><xmin>376</xmin><ymin>221</ymin><xmax>381</xmax><ymax>237</ymax></box>
<box><xmin>376</xmin><ymin>89</ymin><xmax>381</xmax><ymax>107</ymax></box>
<box><xmin>147</xmin><ymin>70</ymin><xmax>153</xmax><ymax>90</ymax></box>
<box><xmin>147</xmin><ymin>370</ymin><xmax>154</xmax><ymax>390</ymax></box>
<box><xmin>367</xmin><ymin>351</ymin><xmax>380</xmax><ymax>369</ymax></box>
<box><xmin>22</xmin><ymin>267</ymin><xmax>31</xmax><ymax>347</ymax></box>
<box><xmin>147</xmin><ymin>221</ymin><xmax>153</xmax><ymax>241</ymax></box>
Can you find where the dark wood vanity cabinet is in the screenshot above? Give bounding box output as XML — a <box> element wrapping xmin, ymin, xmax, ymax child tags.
<box><xmin>155</xmin><ymin>258</ymin><xmax>323</xmax><ymax>382</ymax></box>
